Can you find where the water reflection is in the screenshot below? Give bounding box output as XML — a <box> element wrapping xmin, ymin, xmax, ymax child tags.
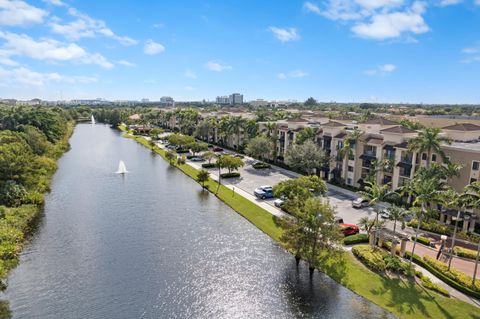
<box><xmin>2</xmin><ymin>124</ymin><xmax>395</xmax><ymax>319</ymax></box>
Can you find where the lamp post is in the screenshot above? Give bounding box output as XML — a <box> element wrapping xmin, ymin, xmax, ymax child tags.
<box><xmin>448</xmin><ymin>210</ymin><xmax>465</xmax><ymax>271</ymax></box>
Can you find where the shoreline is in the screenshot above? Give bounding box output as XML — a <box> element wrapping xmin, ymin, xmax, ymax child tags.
<box><xmin>119</xmin><ymin>125</ymin><xmax>480</xmax><ymax>319</ymax></box>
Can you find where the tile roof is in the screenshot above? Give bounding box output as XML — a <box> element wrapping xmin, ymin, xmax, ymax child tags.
<box><xmin>394</xmin><ymin>141</ymin><xmax>409</xmax><ymax>149</ymax></box>
<box><xmin>323</xmin><ymin>121</ymin><xmax>346</xmax><ymax>127</ymax></box>
<box><xmin>363</xmin><ymin>117</ymin><xmax>398</xmax><ymax>126</ymax></box>
<box><xmin>442</xmin><ymin>123</ymin><xmax>480</xmax><ymax>131</ymax></box>
<box><xmin>334</xmin><ymin>132</ymin><xmax>347</xmax><ymax>139</ymax></box>
<box><xmin>366</xmin><ymin>137</ymin><xmax>384</xmax><ymax>145</ymax></box>
<box><xmin>380</xmin><ymin>125</ymin><xmax>417</xmax><ymax>134</ymax></box>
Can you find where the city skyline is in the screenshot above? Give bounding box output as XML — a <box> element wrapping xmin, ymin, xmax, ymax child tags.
<box><xmin>0</xmin><ymin>0</ymin><xmax>479</xmax><ymax>103</ymax></box>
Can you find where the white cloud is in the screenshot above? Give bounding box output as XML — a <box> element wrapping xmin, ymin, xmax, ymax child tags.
<box><xmin>461</xmin><ymin>46</ymin><xmax>480</xmax><ymax>63</ymax></box>
<box><xmin>184</xmin><ymin>86</ymin><xmax>195</xmax><ymax>91</ymax></box>
<box><xmin>185</xmin><ymin>69</ymin><xmax>197</xmax><ymax>79</ymax></box>
<box><xmin>365</xmin><ymin>63</ymin><xmax>396</xmax><ymax>75</ymax></box>
<box><xmin>43</xmin><ymin>0</ymin><xmax>66</xmax><ymax>6</ymax></box>
<box><xmin>437</xmin><ymin>0</ymin><xmax>462</xmax><ymax>6</ymax></box>
<box><xmin>354</xmin><ymin>0</ymin><xmax>404</xmax><ymax>10</ymax></box>
<box><xmin>0</xmin><ymin>31</ymin><xmax>114</xmax><ymax>68</ymax></box>
<box><xmin>117</xmin><ymin>60</ymin><xmax>136</xmax><ymax>67</ymax></box>
<box><xmin>268</xmin><ymin>27</ymin><xmax>300</xmax><ymax>42</ymax></box>
<box><xmin>0</xmin><ymin>0</ymin><xmax>47</xmax><ymax>26</ymax></box>
<box><xmin>310</xmin><ymin>0</ymin><xmax>430</xmax><ymax>41</ymax></box>
<box><xmin>49</xmin><ymin>7</ymin><xmax>137</xmax><ymax>45</ymax></box>
<box><xmin>153</xmin><ymin>22</ymin><xmax>164</xmax><ymax>28</ymax></box>
<box><xmin>144</xmin><ymin>40</ymin><xmax>165</xmax><ymax>55</ymax></box>
<box><xmin>303</xmin><ymin>2</ymin><xmax>321</xmax><ymax>14</ymax></box>
<box><xmin>205</xmin><ymin>60</ymin><xmax>232</xmax><ymax>72</ymax></box>
<box><xmin>277</xmin><ymin>70</ymin><xmax>308</xmax><ymax>79</ymax></box>
<box><xmin>351</xmin><ymin>2</ymin><xmax>429</xmax><ymax>40</ymax></box>
<box><xmin>0</xmin><ymin>66</ymin><xmax>98</xmax><ymax>87</ymax></box>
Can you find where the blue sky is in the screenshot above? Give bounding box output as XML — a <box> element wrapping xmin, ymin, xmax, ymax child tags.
<box><xmin>0</xmin><ymin>0</ymin><xmax>479</xmax><ymax>103</ymax></box>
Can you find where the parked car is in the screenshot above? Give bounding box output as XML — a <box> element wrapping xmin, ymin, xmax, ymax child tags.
<box><xmin>352</xmin><ymin>197</ymin><xmax>370</xmax><ymax>209</ymax></box>
<box><xmin>190</xmin><ymin>157</ymin><xmax>204</xmax><ymax>162</ymax></box>
<box><xmin>213</xmin><ymin>147</ymin><xmax>224</xmax><ymax>152</ymax></box>
<box><xmin>334</xmin><ymin>216</ymin><xmax>344</xmax><ymax>224</ymax></box>
<box><xmin>273</xmin><ymin>197</ymin><xmax>285</xmax><ymax>208</ymax></box>
<box><xmin>254</xmin><ymin>185</ymin><xmax>274</xmax><ymax>199</ymax></box>
<box><xmin>340</xmin><ymin>224</ymin><xmax>359</xmax><ymax>236</ymax></box>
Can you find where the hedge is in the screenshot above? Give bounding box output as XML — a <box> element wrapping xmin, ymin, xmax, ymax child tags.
<box><xmin>407</xmin><ymin>219</ymin><xmax>480</xmax><ymax>243</ymax></box>
<box><xmin>411</xmin><ymin>235</ymin><xmax>431</xmax><ymax>246</ymax></box>
<box><xmin>343</xmin><ymin>233</ymin><xmax>369</xmax><ymax>245</ymax></box>
<box><xmin>423</xmin><ymin>256</ymin><xmax>480</xmax><ymax>291</ymax></box>
<box><xmin>417</xmin><ymin>273</ymin><xmax>450</xmax><ymax>297</ymax></box>
<box><xmin>352</xmin><ymin>245</ymin><xmax>387</xmax><ymax>272</ymax></box>
<box><xmin>201</xmin><ymin>163</ymin><xmax>217</xmax><ymax>168</ymax></box>
<box><xmin>453</xmin><ymin>246</ymin><xmax>479</xmax><ymax>260</ymax></box>
<box><xmin>220</xmin><ymin>172</ymin><xmax>240</xmax><ymax>178</ymax></box>
<box><xmin>252</xmin><ymin>162</ymin><xmax>271</xmax><ymax>169</ymax></box>
<box><xmin>405</xmin><ymin>250</ymin><xmax>480</xmax><ymax>299</ymax></box>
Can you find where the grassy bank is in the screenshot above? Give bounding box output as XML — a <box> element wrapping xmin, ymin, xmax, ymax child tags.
<box><xmin>120</xmin><ymin>127</ymin><xmax>479</xmax><ymax>319</ymax></box>
<box><xmin>0</xmin><ymin>121</ymin><xmax>74</xmax><ymax>285</ymax></box>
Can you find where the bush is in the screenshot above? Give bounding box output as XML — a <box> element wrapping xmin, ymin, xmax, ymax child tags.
<box><xmin>453</xmin><ymin>246</ymin><xmax>478</xmax><ymax>260</ymax></box>
<box><xmin>419</xmin><ymin>274</ymin><xmax>450</xmax><ymax>297</ymax></box>
<box><xmin>177</xmin><ymin>156</ymin><xmax>186</xmax><ymax>165</ymax></box>
<box><xmin>407</xmin><ymin>219</ymin><xmax>480</xmax><ymax>243</ymax></box>
<box><xmin>352</xmin><ymin>245</ymin><xmax>386</xmax><ymax>272</ymax></box>
<box><xmin>201</xmin><ymin>163</ymin><xmax>217</xmax><ymax>169</ymax></box>
<box><xmin>220</xmin><ymin>172</ymin><xmax>240</xmax><ymax>179</ymax></box>
<box><xmin>423</xmin><ymin>256</ymin><xmax>480</xmax><ymax>291</ymax></box>
<box><xmin>0</xmin><ymin>181</ymin><xmax>27</xmax><ymax>207</ymax></box>
<box><xmin>411</xmin><ymin>235</ymin><xmax>431</xmax><ymax>246</ymax></box>
<box><xmin>252</xmin><ymin>162</ymin><xmax>271</xmax><ymax>169</ymax></box>
<box><xmin>343</xmin><ymin>233</ymin><xmax>369</xmax><ymax>245</ymax></box>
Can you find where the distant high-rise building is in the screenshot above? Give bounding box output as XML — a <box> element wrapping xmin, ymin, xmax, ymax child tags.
<box><xmin>216</xmin><ymin>96</ymin><xmax>230</xmax><ymax>104</ymax></box>
<box><xmin>160</xmin><ymin>96</ymin><xmax>175</xmax><ymax>107</ymax></box>
<box><xmin>141</xmin><ymin>98</ymin><xmax>150</xmax><ymax>103</ymax></box>
<box><xmin>216</xmin><ymin>93</ymin><xmax>243</xmax><ymax>105</ymax></box>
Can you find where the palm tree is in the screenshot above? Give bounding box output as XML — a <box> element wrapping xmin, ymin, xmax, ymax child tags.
<box><xmin>264</xmin><ymin>122</ymin><xmax>278</xmax><ymax>162</ymax></box>
<box><xmin>463</xmin><ymin>181</ymin><xmax>480</xmax><ymax>284</ymax></box>
<box><xmin>383</xmin><ymin>205</ymin><xmax>407</xmax><ymax>235</ymax></box>
<box><xmin>339</xmin><ymin>128</ymin><xmax>363</xmax><ymax>184</ymax></box>
<box><xmin>402</xmin><ymin>167</ymin><xmax>445</xmax><ymax>266</ymax></box>
<box><xmin>227</xmin><ymin>116</ymin><xmax>246</xmax><ymax>150</ymax></box>
<box><xmin>408</xmin><ymin>127</ymin><xmax>451</xmax><ymax>169</ymax></box>
<box><xmin>359</xmin><ymin>181</ymin><xmax>398</xmax><ymax>247</ymax></box>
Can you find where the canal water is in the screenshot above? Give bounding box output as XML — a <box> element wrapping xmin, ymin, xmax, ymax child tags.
<box><xmin>2</xmin><ymin>124</ymin><xmax>394</xmax><ymax>318</ymax></box>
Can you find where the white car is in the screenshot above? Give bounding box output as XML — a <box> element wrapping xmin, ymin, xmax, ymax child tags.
<box><xmin>352</xmin><ymin>197</ymin><xmax>370</xmax><ymax>209</ymax></box>
<box><xmin>273</xmin><ymin>198</ymin><xmax>285</xmax><ymax>208</ymax></box>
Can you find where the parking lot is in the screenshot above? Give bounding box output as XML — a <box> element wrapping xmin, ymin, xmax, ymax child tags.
<box><xmin>190</xmin><ymin>154</ymin><xmax>378</xmax><ymax>226</ymax></box>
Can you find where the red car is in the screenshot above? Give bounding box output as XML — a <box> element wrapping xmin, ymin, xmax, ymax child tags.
<box><xmin>340</xmin><ymin>224</ymin><xmax>359</xmax><ymax>237</ymax></box>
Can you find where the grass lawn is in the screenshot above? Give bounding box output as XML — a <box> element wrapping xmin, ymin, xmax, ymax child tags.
<box><xmin>121</xmin><ymin>128</ymin><xmax>479</xmax><ymax>319</ymax></box>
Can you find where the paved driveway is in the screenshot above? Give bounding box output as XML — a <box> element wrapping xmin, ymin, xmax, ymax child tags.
<box><xmin>198</xmin><ymin>156</ymin><xmax>377</xmax><ymax>225</ymax></box>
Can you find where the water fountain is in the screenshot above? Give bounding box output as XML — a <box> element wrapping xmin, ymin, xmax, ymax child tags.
<box><xmin>91</xmin><ymin>115</ymin><xmax>96</xmax><ymax>125</ymax></box>
<box><xmin>116</xmin><ymin>160</ymin><xmax>128</xmax><ymax>174</ymax></box>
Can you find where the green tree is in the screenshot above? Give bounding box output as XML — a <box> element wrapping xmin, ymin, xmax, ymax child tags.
<box><xmin>149</xmin><ymin>128</ymin><xmax>164</xmax><ymax>139</ymax></box>
<box><xmin>295</xmin><ymin>127</ymin><xmax>316</xmax><ymax>144</ymax></box>
<box><xmin>263</xmin><ymin>122</ymin><xmax>278</xmax><ymax>162</ymax></box>
<box><xmin>382</xmin><ymin>205</ymin><xmax>407</xmax><ymax>235</ymax></box>
<box><xmin>244</xmin><ymin>136</ymin><xmax>272</xmax><ymax>161</ymax></box>
<box><xmin>19</xmin><ymin>125</ymin><xmax>51</xmax><ymax>155</ymax></box>
<box><xmin>359</xmin><ymin>181</ymin><xmax>398</xmax><ymax>247</ymax></box>
<box><xmin>408</xmin><ymin>127</ymin><xmax>451</xmax><ymax>168</ymax></box>
<box><xmin>285</xmin><ymin>140</ymin><xmax>324</xmax><ymax>175</ymax></box>
<box><xmin>196</xmin><ymin>169</ymin><xmax>210</xmax><ymax>190</ymax></box>
<box><xmin>304</xmin><ymin>97</ymin><xmax>317</xmax><ymax>106</ymax></box>
<box><xmin>0</xmin><ymin>181</ymin><xmax>27</xmax><ymax>207</ymax></box>
<box><xmin>273</xmin><ymin>175</ymin><xmax>327</xmax><ymax>216</ymax></box>
<box><xmin>165</xmin><ymin>150</ymin><xmax>176</xmax><ymax>165</ymax></box>
<box><xmin>338</xmin><ymin>128</ymin><xmax>363</xmax><ymax>184</ymax></box>
<box><xmin>203</xmin><ymin>151</ymin><xmax>216</xmax><ymax>164</ymax></box>
<box><xmin>189</xmin><ymin>142</ymin><xmax>208</xmax><ymax>156</ymax></box>
<box><xmin>217</xmin><ymin>155</ymin><xmax>244</xmax><ymax>174</ymax></box>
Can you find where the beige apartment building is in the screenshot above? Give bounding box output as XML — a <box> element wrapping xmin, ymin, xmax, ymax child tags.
<box><xmin>275</xmin><ymin>117</ymin><xmax>480</xmax><ymax>232</ymax></box>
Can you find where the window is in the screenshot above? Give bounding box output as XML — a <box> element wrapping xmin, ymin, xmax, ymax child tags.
<box><xmin>431</xmin><ymin>154</ymin><xmax>437</xmax><ymax>162</ymax></box>
<box><xmin>473</xmin><ymin>161</ymin><xmax>479</xmax><ymax>171</ymax></box>
<box><xmin>348</xmin><ymin>166</ymin><xmax>354</xmax><ymax>172</ymax></box>
<box><xmin>347</xmin><ymin>178</ymin><xmax>352</xmax><ymax>185</ymax></box>
<box><xmin>422</xmin><ymin>153</ymin><xmax>427</xmax><ymax>160</ymax></box>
